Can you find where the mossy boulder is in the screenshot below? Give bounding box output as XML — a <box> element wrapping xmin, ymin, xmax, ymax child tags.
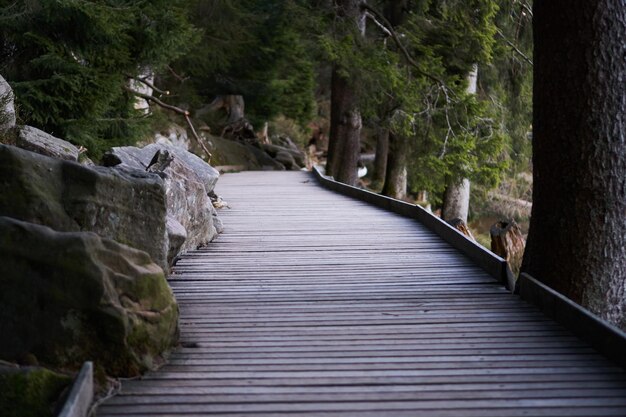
<box><xmin>0</xmin><ymin>217</ymin><xmax>179</xmax><ymax>377</ymax></box>
<box><xmin>0</xmin><ymin>363</ymin><xmax>72</xmax><ymax>417</ymax></box>
<box><xmin>0</xmin><ymin>144</ymin><xmax>170</xmax><ymax>271</ymax></box>
<box><xmin>207</xmin><ymin>135</ymin><xmax>285</xmax><ymax>170</ymax></box>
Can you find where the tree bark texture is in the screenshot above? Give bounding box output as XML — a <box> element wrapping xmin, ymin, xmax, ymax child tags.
<box><xmin>372</xmin><ymin>127</ymin><xmax>389</xmax><ymax>186</ymax></box>
<box><xmin>442</xmin><ymin>179</ymin><xmax>470</xmax><ymax>224</ymax></box>
<box><xmin>382</xmin><ymin>131</ymin><xmax>407</xmax><ymax>200</ymax></box>
<box><xmin>325</xmin><ymin>0</ymin><xmax>365</xmax><ymax>185</ymax></box>
<box><xmin>523</xmin><ymin>1</ymin><xmax>626</xmax><ymax>330</ymax></box>
<box><xmin>491</xmin><ymin>220</ymin><xmax>525</xmax><ymax>276</ymax></box>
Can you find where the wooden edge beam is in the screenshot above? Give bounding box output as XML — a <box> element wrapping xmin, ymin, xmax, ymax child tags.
<box><xmin>519</xmin><ymin>273</ymin><xmax>626</xmax><ymax>369</ymax></box>
<box><xmin>311</xmin><ymin>166</ymin><xmax>514</xmax><ymax>291</ymax></box>
<box><xmin>58</xmin><ymin>361</ymin><xmax>93</xmax><ymax>417</ymax></box>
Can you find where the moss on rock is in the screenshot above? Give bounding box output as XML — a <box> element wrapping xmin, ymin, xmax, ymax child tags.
<box><xmin>0</xmin><ymin>366</ymin><xmax>72</xmax><ymax>417</ymax></box>
<box><xmin>0</xmin><ymin>217</ymin><xmax>179</xmax><ymax>377</ymax></box>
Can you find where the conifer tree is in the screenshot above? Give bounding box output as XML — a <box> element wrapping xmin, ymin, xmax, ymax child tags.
<box><xmin>0</xmin><ymin>0</ymin><xmax>196</xmax><ymax>157</ymax></box>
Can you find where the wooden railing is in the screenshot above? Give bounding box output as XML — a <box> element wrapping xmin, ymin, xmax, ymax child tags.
<box><xmin>312</xmin><ymin>166</ymin><xmax>515</xmax><ymax>291</ymax></box>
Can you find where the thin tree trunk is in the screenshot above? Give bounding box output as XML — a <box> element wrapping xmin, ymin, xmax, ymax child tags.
<box><xmin>441</xmin><ymin>64</ymin><xmax>478</xmax><ymax>224</ymax></box>
<box><xmin>382</xmin><ymin>131</ymin><xmax>407</xmax><ymax>200</ymax></box>
<box><xmin>522</xmin><ymin>1</ymin><xmax>626</xmax><ymax>330</ymax></box>
<box><xmin>442</xmin><ymin>178</ymin><xmax>470</xmax><ymax>224</ymax></box>
<box><xmin>372</xmin><ymin>127</ymin><xmax>389</xmax><ymax>187</ymax></box>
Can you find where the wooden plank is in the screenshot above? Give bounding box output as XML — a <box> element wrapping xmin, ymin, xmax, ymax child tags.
<box><xmin>95</xmin><ymin>171</ymin><xmax>626</xmax><ymax>417</ymax></box>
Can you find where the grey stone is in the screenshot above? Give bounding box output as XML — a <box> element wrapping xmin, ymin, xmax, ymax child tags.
<box><xmin>275</xmin><ymin>149</ymin><xmax>298</xmax><ymax>170</ymax></box>
<box><xmin>0</xmin><ymin>144</ymin><xmax>170</xmax><ymax>271</ymax></box>
<box><xmin>166</xmin><ymin>216</ymin><xmax>187</xmax><ymax>264</ymax></box>
<box><xmin>107</xmin><ymin>143</ymin><xmax>221</xmax><ymax>258</ymax></box>
<box><xmin>0</xmin><ymin>216</ymin><xmax>179</xmax><ymax>377</ymax></box>
<box><xmin>0</xmin><ymin>75</ymin><xmax>16</xmax><ymax>132</ymax></box>
<box><xmin>154</xmin><ymin>124</ymin><xmax>191</xmax><ymax>151</ymax></box>
<box><xmin>159</xmin><ymin>156</ymin><xmax>219</xmax><ymax>254</ymax></box>
<box><xmin>207</xmin><ymin>135</ymin><xmax>286</xmax><ymax>171</ymax></box>
<box><xmin>16</xmin><ymin>125</ymin><xmax>80</xmax><ymax>161</ymax></box>
<box><xmin>110</xmin><ymin>142</ymin><xmax>219</xmax><ymax>193</ymax></box>
<box><xmin>262</xmin><ymin>143</ymin><xmax>305</xmax><ymax>169</ymax></box>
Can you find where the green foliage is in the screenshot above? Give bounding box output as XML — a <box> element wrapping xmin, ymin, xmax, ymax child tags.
<box><xmin>408</xmin><ymin>93</ymin><xmax>508</xmax><ymax>202</ymax></box>
<box><xmin>168</xmin><ymin>0</ymin><xmax>316</xmax><ymax>127</ymax></box>
<box><xmin>348</xmin><ymin>0</ymin><xmax>507</xmax><ymax>200</ymax></box>
<box><xmin>0</xmin><ymin>0</ymin><xmax>196</xmax><ymax>158</ymax></box>
<box><xmin>480</xmin><ymin>0</ymin><xmax>533</xmax><ymax>174</ymax></box>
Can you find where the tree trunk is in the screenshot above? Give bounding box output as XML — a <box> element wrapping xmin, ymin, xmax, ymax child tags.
<box><xmin>382</xmin><ymin>131</ymin><xmax>407</xmax><ymax>200</ymax></box>
<box><xmin>441</xmin><ymin>65</ymin><xmax>478</xmax><ymax>224</ymax></box>
<box><xmin>522</xmin><ymin>1</ymin><xmax>626</xmax><ymax>330</ymax></box>
<box><xmin>442</xmin><ymin>178</ymin><xmax>470</xmax><ymax>224</ymax></box>
<box><xmin>325</xmin><ymin>0</ymin><xmax>365</xmax><ymax>185</ymax></box>
<box><xmin>491</xmin><ymin>220</ymin><xmax>525</xmax><ymax>276</ymax></box>
<box><xmin>372</xmin><ymin>127</ymin><xmax>389</xmax><ymax>187</ymax></box>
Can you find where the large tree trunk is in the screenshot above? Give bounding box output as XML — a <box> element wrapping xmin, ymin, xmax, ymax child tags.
<box><xmin>325</xmin><ymin>0</ymin><xmax>365</xmax><ymax>185</ymax></box>
<box><xmin>441</xmin><ymin>65</ymin><xmax>478</xmax><ymax>224</ymax></box>
<box><xmin>442</xmin><ymin>178</ymin><xmax>470</xmax><ymax>224</ymax></box>
<box><xmin>372</xmin><ymin>127</ymin><xmax>389</xmax><ymax>187</ymax></box>
<box><xmin>382</xmin><ymin>131</ymin><xmax>407</xmax><ymax>200</ymax></box>
<box><xmin>522</xmin><ymin>1</ymin><xmax>626</xmax><ymax>330</ymax></box>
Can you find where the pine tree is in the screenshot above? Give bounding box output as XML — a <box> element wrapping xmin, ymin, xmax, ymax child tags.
<box><xmin>0</xmin><ymin>0</ymin><xmax>196</xmax><ymax>157</ymax></box>
<box><xmin>167</xmin><ymin>0</ymin><xmax>316</xmax><ymax>128</ymax></box>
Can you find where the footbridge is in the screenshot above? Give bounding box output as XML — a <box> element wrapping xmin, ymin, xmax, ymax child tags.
<box><xmin>97</xmin><ymin>170</ymin><xmax>626</xmax><ymax>417</ymax></box>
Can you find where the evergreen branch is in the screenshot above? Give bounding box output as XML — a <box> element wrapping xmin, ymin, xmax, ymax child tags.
<box><xmin>127</xmin><ymin>75</ymin><xmax>170</xmax><ymax>96</ymax></box>
<box><xmin>125</xmin><ymin>86</ymin><xmax>213</xmax><ymax>161</ymax></box>
<box><xmin>360</xmin><ymin>3</ymin><xmax>449</xmax><ymax>89</ymax></box>
<box><xmin>495</xmin><ymin>28</ymin><xmax>533</xmax><ymax>66</ymax></box>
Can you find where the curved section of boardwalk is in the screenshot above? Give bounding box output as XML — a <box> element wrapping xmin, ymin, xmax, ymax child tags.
<box><xmin>98</xmin><ymin>171</ymin><xmax>626</xmax><ymax>417</ymax></box>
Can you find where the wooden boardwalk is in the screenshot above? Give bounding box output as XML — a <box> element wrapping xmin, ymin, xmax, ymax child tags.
<box><xmin>97</xmin><ymin>171</ymin><xmax>626</xmax><ymax>417</ymax></box>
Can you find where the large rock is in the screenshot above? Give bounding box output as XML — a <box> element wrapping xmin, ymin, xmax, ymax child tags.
<box><xmin>207</xmin><ymin>135</ymin><xmax>285</xmax><ymax>170</ymax></box>
<box><xmin>0</xmin><ymin>217</ymin><xmax>179</xmax><ymax>377</ymax></box>
<box><xmin>16</xmin><ymin>125</ymin><xmax>79</xmax><ymax>161</ymax></box>
<box><xmin>0</xmin><ymin>144</ymin><xmax>170</xmax><ymax>271</ymax></box>
<box><xmin>0</xmin><ymin>75</ymin><xmax>16</xmax><ymax>132</ymax></box>
<box><xmin>262</xmin><ymin>143</ymin><xmax>305</xmax><ymax>169</ymax></box>
<box><xmin>106</xmin><ymin>143</ymin><xmax>221</xmax><ymax>259</ymax></box>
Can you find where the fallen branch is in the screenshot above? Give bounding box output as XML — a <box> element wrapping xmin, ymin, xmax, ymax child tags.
<box><xmin>125</xmin><ymin>86</ymin><xmax>212</xmax><ymax>161</ymax></box>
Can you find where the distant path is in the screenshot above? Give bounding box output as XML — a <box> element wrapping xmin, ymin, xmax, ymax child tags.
<box><xmin>97</xmin><ymin>171</ymin><xmax>626</xmax><ymax>417</ymax></box>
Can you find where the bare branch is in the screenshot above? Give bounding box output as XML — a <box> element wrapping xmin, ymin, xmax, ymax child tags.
<box><xmin>166</xmin><ymin>65</ymin><xmax>189</xmax><ymax>83</ymax></box>
<box><xmin>364</xmin><ymin>11</ymin><xmax>392</xmax><ymax>37</ymax></box>
<box><xmin>360</xmin><ymin>2</ymin><xmax>449</xmax><ymax>88</ymax></box>
<box><xmin>495</xmin><ymin>28</ymin><xmax>533</xmax><ymax>66</ymax></box>
<box><xmin>125</xmin><ymin>86</ymin><xmax>213</xmax><ymax>161</ymax></box>
<box><xmin>128</xmin><ymin>75</ymin><xmax>170</xmax><ymax>96</ymax></box>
